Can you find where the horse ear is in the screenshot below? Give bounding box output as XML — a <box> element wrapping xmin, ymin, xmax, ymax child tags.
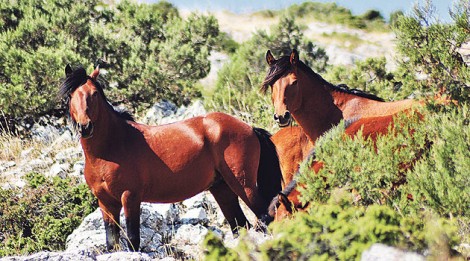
<box><xmin>266</xmin><ymin>50</ymin><xmax>276</xmax><ymax>65</ymax></box>
<box><xmin>90</xmin><ymin>65</ymin><xmax>100</xmax><ymax>80</ymax></box>
<box><xmin>65</xmin><ymin>64</ymin><xmax>73</xmax><ymax>76</ymax></box>
<box><xmin>290</xmin><ymin>49</ymin><xmax>299</xmax><ymax>67</ymax></box>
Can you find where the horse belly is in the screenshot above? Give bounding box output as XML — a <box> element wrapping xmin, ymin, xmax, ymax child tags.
<box><xmin>143</xmin><ymin>161</ymin><xmax>216</xmax><ymax>203</ymax></box>
<box><xmin>142</xmin><ymin>137</ymin><xmax>216</xmax><ymax>203</ymax></box>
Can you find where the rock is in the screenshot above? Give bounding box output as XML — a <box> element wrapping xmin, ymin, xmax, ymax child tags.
<box><xmin>71</xmin><ymin>161</ymin><xmax>85</xmax><ymax>177</ymax></box>
<box><xmin>180</xmin><ymin>208</ymin><xmax>208</xmax><ymax>225</ymax></box>
<box><xmin>223</xmin><ymin>229</ymin><xmax>271</xmax><ymax>249</ymax></box>
<box><xmin>31</xmin><ymin>124</ymin><xmax>62</xmax><ymax>144</ymax></box>
<box><xmin>143</xmin><ymin>100</ymin><xmax>178</xmax><ymax>125</ymax></box>
<box><xmin>23</xmin><ymin>158</ymin><xmax>54</xmax><ymax>173</ymax></box>
<box><xmin>48</xmin><ymin>162</ymin><xmax>70</xmax><ymax>178</ymax></box>
<box><xmin>0</xmin><ymin>249</ymin><xmax>97</xmax><ymax>261</ymax></box>
<box><xmin>171</xmin><ymin>224</ymin><xmax>210</xmax><ymax>259</ymax></box>
<box><xmin>0</xmin><ymin>161</ymin><xmax>16</xmax><ymax>172</ymax></box>
<box><xmin>151</xmin><ymin>203</ymin><xmax>180</xmax><ymax>224</ymax></box>
<box><xmin>142</xmin><ymin>100</ymin><xmax>206</xmax><ymax>126</ymax></box>
<box><xmin>66</xmin><ymin>208</ymin><xmax>107</xmax><ymax>253</ymax></box>
<box><xmin>96</xmin><ymin>251</ymin><xmax>153</xmax><ymax>261</ymax></box>
<box><xmin>182</xmin><ymin>193</ymin><xmax>207</xmax><ymax>209</ymax></box>
<box><xmin>173</xmin><ymin>224</ymin><xmax>209</xmax><ymax>245</ymax></box>
<box><xmin>54</xmin><ymin>147</ymin><xmax>82</xmax><ymax>163</ymax></box>
<box><xmin>66</xmin><ymin>203</ymin><xmax>179</xmax><ymax>254</ymax></box>
<box><xmin>361</xmin><ymin>243</ymin><xmax>425</xmax><ymax>261</ymax></box>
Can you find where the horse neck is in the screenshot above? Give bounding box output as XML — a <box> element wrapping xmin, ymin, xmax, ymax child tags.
<box><xmin>293</xmin><ymin>69</ymin><xmax>343</xmax><ymax>142</ymax></box>
<box><xmin>80</xmin><ymin>104</ymin><xmax>126</xmax><ymax>157</ymax></box>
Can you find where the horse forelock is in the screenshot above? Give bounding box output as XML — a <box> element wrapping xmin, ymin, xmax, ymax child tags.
<box><xmin>59</xmin><ymin>66</ymin><xmax>89</xmax><ymax>103</ymax></box>
<box><xmin>262</xmin><ymin>56</ymin><xmax>292</xmax><ymax>93</ymax></box>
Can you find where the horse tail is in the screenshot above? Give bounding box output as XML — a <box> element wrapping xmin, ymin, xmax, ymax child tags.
<box><xmin>253</xmin><ymin>127</ymin><xmax>283</xmax><ymax>203</ymax></box>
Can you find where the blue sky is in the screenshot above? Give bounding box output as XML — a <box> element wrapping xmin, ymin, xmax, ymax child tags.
<box><xmin>150</xmin><ymin>0</ymin><xmax>455</xmax><ymax>22</ymax></box>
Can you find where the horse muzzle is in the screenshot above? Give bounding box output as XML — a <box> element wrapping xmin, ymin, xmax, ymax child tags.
<box><xmin>78</xmin><ymin>121</ymin><xmax>94</xmax><ymax>139</ymax></box>
<box><xmin>274</xmin><ymin>111</ymin><xmax>292</xmax><ymax>127</ymax></box>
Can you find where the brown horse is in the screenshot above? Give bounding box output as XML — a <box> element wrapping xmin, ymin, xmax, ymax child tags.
<box><xmin>262</xmin><ymin>50</ymin><xmax>428</xmax><ymax>223</ymax></box>
<box><xmin>59</xmin><ymin>65</ymin><xmax>283</xmax><ymax>251</ymax></box>
<box><xmin>270</xmin><ymin>126</ymin><xmax>313</xmax><ymax>188</ymax></box>
<box><xmin>263</xmin><ymin>49</ymin><xmax>418</xmax><ymax>143</ymax></box>
<box><xmin>263</xmin><ymin>114</ymin><xmax>397</xmax><ymax>223</ymax></box>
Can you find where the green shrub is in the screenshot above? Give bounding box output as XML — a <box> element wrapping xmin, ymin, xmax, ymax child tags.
<box><xmin>203</xmin><ymin>196</ymin><xmax>459</xmax><ymax>260</ymax></box>
<box><xmin>0</xmin><ymin>173</ymin><xmax>97</xmax><ymax>256</ymax></box>
<box><xmin>298</xmin><ymin>105</ymin><xmax>469</xmax><ymax>218</ymax></box>
<box><xmin>297</xmin><ymin>110</ymin><xmax>427</xmax><ymax>208</ymax></box>
<box><xmin>393</xmin><ymin>0</ymin><xmax>469</xmax><ymax>102</ymax></box>
<box><xmin>285</xmin><ymin>2</ymin><xmax>388</xmax><ymax>31</ymax></box>
<box><xmin>0</xmin><ymin>0</ymin><xmax>217</xmax><ymax>126</ymax></box>
<box><xmin>405</xmin><ymin>105</ymin><xmax>470</xmax><ymax>217</ymax></box>
<box><xmin>324</xmin><ymin>57</ymin><xmax>400</xmax><ymax>100</ymax></box>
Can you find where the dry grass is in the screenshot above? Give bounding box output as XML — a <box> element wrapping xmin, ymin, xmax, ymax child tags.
<box><xmin>0</xmin><ymin>132</ymin><xmax>29</xmax><ymax>162</ymax></box>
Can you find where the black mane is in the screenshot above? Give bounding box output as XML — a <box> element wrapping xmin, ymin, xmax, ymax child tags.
<box><xmin>262</xmin><ymin>55</ymin><xmax>384</xmax><ymax>102</ymax></box>
<box><xmin>59</xmin><ymin>66</ymin><xmax>134</xmax><ymax>123</ymax></box>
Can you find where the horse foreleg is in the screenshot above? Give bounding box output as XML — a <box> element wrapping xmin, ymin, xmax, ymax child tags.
<box><xmin>209</xmin><ymin>178</ymin><xmax>250</xmax><ymax>236</ymax></box>
<box><xmin>98</xmin><ymin>200</ymin><xmax>121</xmax><ymax>251</ymax></box>
<box><xmin>121</xmin><ymin>190</ymin><xmax>141</xmax><ymax>252</ymax></box>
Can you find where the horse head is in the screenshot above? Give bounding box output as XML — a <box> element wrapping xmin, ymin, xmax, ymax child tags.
<box><xmin>263</xmin><ymin>50</ymin><xmax>303</xmax><ymax>127</ymax></box>
<box><xmin>262</xmin><ymin>180</ymin><xmax>309</xmax><ymax>224</ymax></box>
<box><xmin>62</xmin><ymin>65</ymin><xmax>103</xmax><ymax>139</ymax></box>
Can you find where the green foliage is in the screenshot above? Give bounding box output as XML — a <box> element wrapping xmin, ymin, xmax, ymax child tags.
<box><xmin>405</xmin><ymin>105</ymin><xmax>470</xmax><ymax>217</ymax></box>
<box><xmin>207</xmin><ymin>15</ymin><xmax>327</xmax><ymax>130</ymax></box>
<box><xmin>298</xmin><ymin>105</ymin><xmax>469</xmax><ymax>219</ymax></box>
<box><xmin>203</xmin><ymin>196</ymin><xmax>459</xmax><ymax>260</ymax></box>
<box><xmin>389</xmin><ymin>10</ymin><xmax>404</xmax><ymax>27</ymax></box>
<box><xmin>0</xmin><ymin>0</ymin><xmax>218</xmax><ymax>124</ymax></box>
<box><xmin>324</xmin><ymin>57</ymin><xmax>400</xmax><ymax>100</ymax></box>
<box><xmin>0</xmin><ymin>172</ymin><xmax>97</xmax><ymax>256</ymax></box>
<box><xmin>324</xmin><ymin>1</ymin><xmax>469</xmax><ymax>102</ymax></box>
<box><xmin>393</xmin><ymin>0</ymin><xmax>470</xmax><ymax>102</ymax></box>
<box><xmin>297</xmin><ymin>110</ymin><xmax>428</xmax><ymax>208</ymax></box>
<box><xmin>215</xmin><ymin>32</ymin><xmax>239</xmax><ymax>54</ymax></box>
<box><xmin>285</xmin><ymin>2</ymin><xmax>388</xmax><ymax>31</ymax></box>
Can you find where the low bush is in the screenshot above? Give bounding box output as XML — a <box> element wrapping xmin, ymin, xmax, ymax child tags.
<box><xmin>0</xmin><ymin>0</ymin><xmax>217</xmax><ymax>129</ymax></box>
<box><xmin>203</xmin><ymin>104</ymin><xmax>469</xmax><ymax>260</ymax></box>
<box><xmin>203</xmin><ymin>197</ymin><xmax>459</xmax><ymax>260</ymax></box>
<box><xmin>0</xmin><ymin>173</ymin><xmax>97</xmax><ymax>256</ymax></box>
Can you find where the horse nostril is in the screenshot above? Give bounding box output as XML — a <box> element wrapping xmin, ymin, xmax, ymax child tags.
<box><xmin>284</xmin><ymin>111</ymin><xmax>291</xmax><ymax>119</ymax></box>
<box><xmin>77</xmin><ymin>121</ymin><xmax>93</xmax><ymax>138</ymax></box>
<box><xmin>273</xmin><ymin>114</ymin><xmax>279</xmax><ymax>121</ymax></box>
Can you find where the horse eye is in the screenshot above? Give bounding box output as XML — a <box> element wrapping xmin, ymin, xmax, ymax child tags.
<box><xmin>291</xmin><ymin>80</ymin><xmax>298</xmax><ymax>86</ymax></box>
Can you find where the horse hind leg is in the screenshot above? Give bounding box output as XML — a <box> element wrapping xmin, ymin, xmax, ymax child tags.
<box><xmin>209</xmin><ymin>176</ymin><xmax>250</xmax><ymax>235</ymax></box>
<box><xmin>121</xmin><ymin>190</ymin><xmax>141</xmax><ymax>251</ymax></box>
<box><xmin>216</xmin><ymin>159</ymin><xmax>270</xmax><ymax>231</ymax></box>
